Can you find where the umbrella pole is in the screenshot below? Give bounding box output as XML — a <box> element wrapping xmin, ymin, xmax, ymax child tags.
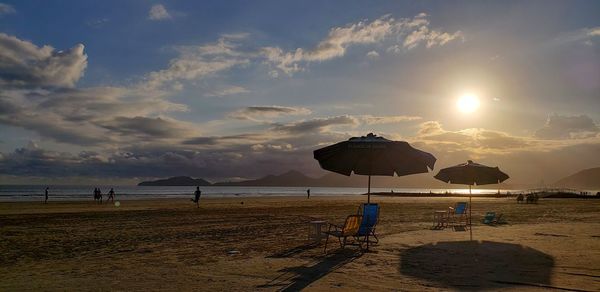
<box><xmin>469</xmin><ymin>185</ymin><xmax>473</xmax><ymax>241</ymax></box>
<box><xmin>367</xmin><ymin>174</ymin><xmax>371</xmax><ymax>250</ymax></box>
<box><xmin>367</xmin><ymin>175</ymin><xmax>371</xmax><ymax>203</ymax></box>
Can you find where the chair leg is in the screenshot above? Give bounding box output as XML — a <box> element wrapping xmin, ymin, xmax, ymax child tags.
<box><xmin>323</xmin><ymin>234</ymin><xmax>330</xmax><ymax>254</ymax></box>
<box><xmin>371</xmin><ymin>231</ymin><xmax>379</xmax><ymax>244</ymax></box>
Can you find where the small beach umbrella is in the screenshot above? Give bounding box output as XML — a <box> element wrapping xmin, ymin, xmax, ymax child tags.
<box><xmin>434</xmin><ymin>160</ymin><xmax>509</xmax><ymax>240</ymax></box>
<box><xmin>313</xmin><ymin>133</ymin><xmax>437</xmax><ymax>203</ymax></box>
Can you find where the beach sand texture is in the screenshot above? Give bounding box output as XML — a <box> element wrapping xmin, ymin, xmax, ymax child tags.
<box><xmin>1</xmin><ymin>196</ymin><xmax>599</xmax><ymax>291</ymax></box>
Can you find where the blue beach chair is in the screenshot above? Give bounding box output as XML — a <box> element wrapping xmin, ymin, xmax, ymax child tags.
<box><xmin>449</xmin><ymin>202</ymin><xmax>468</xmax><ymax>227</ymax></box>
<box><xmin>357</xmin><ymin>203</ymin><xmax>380</xmax><ymax>245</ymax></box>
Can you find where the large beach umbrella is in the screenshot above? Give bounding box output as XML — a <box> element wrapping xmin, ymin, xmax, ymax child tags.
<box><xmin>434</xmin><ymin>160</ymin><xmax>509</xmax><ymax>240</ymax></box>
<box><xmin>313</xmin><ymin>133</ymin><xmax>437</xmax><ymax>203</ymax></box>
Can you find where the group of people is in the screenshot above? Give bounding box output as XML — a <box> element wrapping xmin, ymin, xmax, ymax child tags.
<box><xmin>94</xmin><ymin>187</ymin><xmax>115</xmax><ymax>204</ymax></box>
<box><xmin>516</xmin><ymin>193</ymin><xmax>539</xmax><ymax>204</ymax></box>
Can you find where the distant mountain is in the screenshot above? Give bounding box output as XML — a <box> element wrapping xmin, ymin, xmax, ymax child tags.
<box><xmin>214</xmin><ymin>170</ymin><xmax>316</xmax><ymax>187</ymax></box>
<box><xmin>554</xmin><ymin>167</ymin><xmax>600</xmax><ymax>189</ymax></box>
<box><xmin>138</xmin><ymin>170</ymin><xmax>463</xmax><ymax>188</ymax></box>
<box><xmin>138</xmin><ymin>176</ymin><xmax>212</xmax><ymax>186</ymax></box>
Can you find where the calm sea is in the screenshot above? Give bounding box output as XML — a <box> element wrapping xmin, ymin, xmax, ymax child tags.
<box><xmin>0</xmin><ymin>185</ymin><xmax>523</xmax><ymax>202</ymax></box>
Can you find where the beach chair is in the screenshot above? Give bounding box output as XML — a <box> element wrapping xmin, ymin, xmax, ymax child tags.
<box><xmin>323</xmin><ymin>214</ymin><xmax>362</xmax><ymax>253</ymax></box>
<box><xmin>449</xmin><ymin>202</ymin><xmax>469</xmax><ymax>227</ymax></box>
<box><xmin>356</xmin><ymin>203</ymin><xmax>380</xmax><ymax>245</ymax></box>
<box><xmin>483</xmin><ymin>212</ymin><xmax>505</xmax><ymax>225</ymax></box>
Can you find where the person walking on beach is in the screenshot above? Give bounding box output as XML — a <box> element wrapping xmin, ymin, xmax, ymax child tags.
<box><xmin>107</xmin><ymin>188</ymin><xmax>115</xmax><ymax>203</ymax></box>
<box><xmin>44</xmin><ymin>187</ymin><xmax>49</xmax><ymax>204</ymax></box>
<box><xmin>192</xmin><ymin>186</ymin><xmax>201</xmax><ymax>208</ymax></box>
<box><xmin>97</xmin><ymin>188</ymin><xmax>103</xmax><ymax>204</ymax></box>
<box><xmin>307</xmin><ymin>188</ymin><xmax>310</xmax><ymax>199</ymax></box>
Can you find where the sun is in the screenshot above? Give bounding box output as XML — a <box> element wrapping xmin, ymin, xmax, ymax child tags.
<box><xmin>457</xmin><ymin>94</ymin><xmax>480</xmax><ymax>113</ymax></box>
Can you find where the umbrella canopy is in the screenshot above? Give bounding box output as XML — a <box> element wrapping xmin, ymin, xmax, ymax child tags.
<box><xmin>434</xmin><ymin>160</ymin><xmax>509</xmax><ymax>186</ymax></box>
<box><xmin>314</xmin><ymin>133</ymin><xmax>436</xmax><ymax>202</ymax></box>
<box><xmin>434</xmin><ymin>160</ymin><xmax>509</xmax><ymax>241</ymax></box>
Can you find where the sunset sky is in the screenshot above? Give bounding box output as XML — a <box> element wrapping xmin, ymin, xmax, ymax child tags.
<box><xmin>0</xmin><ymin>1</ymin><xmax>599</xmax><ymax>185</ymax></box>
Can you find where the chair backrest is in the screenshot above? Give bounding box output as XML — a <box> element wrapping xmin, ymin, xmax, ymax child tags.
<box><xmin>342</xmin><ymin>215</ymin><xmax>362</xmax><ymax>236</ymax></box>
<box><xmin>358</xmin><ymin>203</ymin><xmax>379</xmax><ymax>235</ymax></box>
<box><xmin>453</xmin><ymin>202</ymin><xmax>468</xmax><ymax>214</ymax></box>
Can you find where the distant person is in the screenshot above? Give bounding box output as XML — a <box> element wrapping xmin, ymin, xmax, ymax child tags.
<box><xmin>97</xmin><ymin>188</ymin><xmax>103</xmax><ymax>204</ymax></box>
<box><xmin>192</xmin><ymin>186</ymin><xmax>201</xmax><ymax>208</ymax></box>
<box><xmin>44</xmin><ymin>187</ymin><xmax>49</xmax><ymax>204</ymax></box>
<box><xmin>307</xmin><ymin>188</ymin><xmax>310</xmax><ymax>199</ymax></box>
<box><xmin>93</xmin><ymin>188</ymin><xmax>98</xmax><ymax>202</ymax></box>
<box><xmin>107</xmin><ymin>188</ymin><xmax>115</xmax><ymax>203</ymax></box>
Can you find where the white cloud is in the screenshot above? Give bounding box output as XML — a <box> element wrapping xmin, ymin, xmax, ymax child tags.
<box><xmin>262</xmin><ymin>13</ymin><xmax>463</xmax><ymax>75</ymax></box>
<box><xmin>205</xmin><ymin>85</ymin><xmax>250</xmax><ymax>97</ymax></box>
<box><xmin>0</xmin><ymin>33</ymin><xmax>87</xmax><ymax>88</ymax></box>
<box><xmin>366</xmin><ymin>50</ymin><xmax>380</xmax><ymax>59</ymax></box>
<box><xmin>148</xmin><ymin>4</ymin><xmax>171</xmax><ymax>21</ymax></box>
<box><xmin>143</xmin><ymin>35</ymin><xmax>249</xmax><ymax>90</ymax></box>
<box><xmin>0</xmin><ymin>3</ymin><xmax>15</xmax><ymax>16</ymax></box>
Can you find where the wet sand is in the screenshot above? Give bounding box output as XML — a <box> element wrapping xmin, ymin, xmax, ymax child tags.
<box><xmin>1</xmin><ymin>196</ymin><xmax>599</xmax><ymax>291</ymax></box>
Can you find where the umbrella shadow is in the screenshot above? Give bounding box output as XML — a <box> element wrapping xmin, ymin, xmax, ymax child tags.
<box><xmin>258</xmin><ymin>250</ymin><xmax>362</xmax><ymax>291</ymax></box>
<box><xmin>267</xmin><ymin>243</ymin><xmax>320</xmax><ymax>258</ymax></box>
<box><xmin>399</xmin><ymin>241</ymin><xmax>554</xmax><ymax>290</ymax></box>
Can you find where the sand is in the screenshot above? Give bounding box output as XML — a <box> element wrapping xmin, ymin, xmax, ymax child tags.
<box><xmin>1</xmin><ymin>196</ymin><xmax>599</xmax><ymax>291</ymax></box>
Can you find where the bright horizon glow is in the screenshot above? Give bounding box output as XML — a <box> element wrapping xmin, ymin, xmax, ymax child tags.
<box><xmin>457</xmin><ymin>94</ymin><xmax>480</xmax><ymax>113</ymax></box>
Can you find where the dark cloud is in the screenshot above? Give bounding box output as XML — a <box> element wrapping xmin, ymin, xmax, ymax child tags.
<box><xmin>98</xmin><ymin>116</ymin><xmax>189</xmax><ymax>138</ymax></box>
<box><xmin>0</xmin><ymin>33</ymin><xmax>87</xmax><ymax>88</ymax></box>
<box><xmin>272</xmin><ymin>115</ymin><xmax>358</xmax><ymax>134</ymax></box>
<box><xmin>535</xmin><ymin>113</ymin><xmax>598</xmax><ymax>139</ymax></box>
<box><xmin>227</xmin><ymin>105</ymin><xmax>311</xmax><ymax>121</ymax></box>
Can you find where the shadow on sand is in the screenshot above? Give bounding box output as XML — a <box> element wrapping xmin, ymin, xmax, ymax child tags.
<box><xmin>258</xmin><ymin>249</ymin><xmax>362</xmax><ymax>291</ymax></box>
<box><xmin>399</xmin><ymin>240</ymin><xmax>555</xmax><ymax>290</ymax></box>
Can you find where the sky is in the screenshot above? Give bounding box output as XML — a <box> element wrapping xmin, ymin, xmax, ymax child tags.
<box><xmin>0</xmin><ymin>1</ymin><xmax>599</xmax><ymax>186</ymax></box>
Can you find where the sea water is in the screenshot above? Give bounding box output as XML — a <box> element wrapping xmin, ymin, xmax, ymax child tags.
<box><xmin>0</xmin><ymin>185</ymin><xmax>524</xmax><ymax>202</ymax></box>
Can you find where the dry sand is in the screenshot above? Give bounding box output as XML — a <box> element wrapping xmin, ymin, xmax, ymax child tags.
<box><xmin>1</xmin><ymin>196</ymin><xmax>599</xmax><ymax>291</ymax></box>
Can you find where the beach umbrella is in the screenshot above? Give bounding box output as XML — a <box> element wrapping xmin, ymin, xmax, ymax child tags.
<box><xmin>434</xmin><ymin>160</ymin><xmax>509</xmax><ymax>240</ymax></box>
<box><xmin>313</xmin><ymin>133</ymin><xmax>437</xmax><ymax>203</ymax></box>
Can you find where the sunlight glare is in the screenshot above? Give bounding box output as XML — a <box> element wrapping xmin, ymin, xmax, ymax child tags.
<box><xmin>457</xmin><ymin>94</ymin><xmax>480</xmax><ymax>113</ymax></box>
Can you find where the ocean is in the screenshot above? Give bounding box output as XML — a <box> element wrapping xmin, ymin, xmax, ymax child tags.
<box><xmin>0</xmin><ymin>185</ymin><xmax>522</xmax><ymax>202</ymax></box>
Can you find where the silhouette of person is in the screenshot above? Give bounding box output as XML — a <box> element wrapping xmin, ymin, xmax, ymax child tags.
<box><xmin>44</xmin><ymin>187</ymin><xmax>49</xmax><ymax>204</ymax></box>
<box><xmin>307</xmin><ymin>188</ymin><xmax>310</xmax><ymax>199</ymax></box>
<box><xmin>107</xmin><ymin>188</ymin><xmax>115</xmax><ymax>203</ymax></box>
<box><xmin>93</xmin><ymin>188</ymin><xmax>98</xmax><ymax>202</ymax></box>
<box><xmin>97</xmin><ymin>188</ymin><xmax>102</xmax><ymax>204</ymax></box>
<box><xmin>193</xmin><ymin>186</ymin><xmax>201</xmax><ymax>208</ymax></box>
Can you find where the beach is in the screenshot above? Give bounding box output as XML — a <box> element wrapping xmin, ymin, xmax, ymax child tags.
<box><xmin>1</xmin><ymin>196</ymin><xmax>599</xmax><ymax>291</ymax></box>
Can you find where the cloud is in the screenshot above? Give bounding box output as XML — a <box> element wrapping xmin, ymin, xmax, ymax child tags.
<box><xmin>416</xmin><ymin>121</ymin><xmax>534</xmax><ymax>154</ymax></box>
<box><xmin>262</xmin><ymin>13</ymin><xmax>463</xmax><ymax>75</ymax></box>
<box><xmin>148</xmin><ymin>4</ymin><xmax>171</xmax><ymax>20</ymax></box>
<box><xmin>360</xmin><ymin>115</ymin><xmax>421</xmax><ymax>125</ymax></box>
<box><xmin>0</xmin><ymin>33</ymin><xmax>87</xmax><ymax>88</ymax></box>
<box><xmin>550</xmin><ymin>26</ymin><xmax>600</xmax><ymax>46</ymax></box>
<box><xmin>143</xmin><ymin>35</ymin><xmax>249</xmax><ymax>90</ymax></box>
<box><xmin>272</xmin><ymin>115</ymin><xmax>358</xmax><ymax>134</ymax></box>
<box><xmin>97</xmin><ymin>116</ymin><xmax>191</xmax><ymax>139</ymax></box>
<box><xmin>227</xmin><ymin>105</ymin><xmax>311</xmax><ymax>121</ymax></box>
<box><xmin>0</xmin><ymin>3</ymin><xmax>15</xmax><ymax>16</ymax></box>
<box><xmin>535</xmin><ymin>113</ymin><xmax>599</xmax><ymax>139</ymax></box>
<box><xmin>205</xmin><ymin>85</ymin><xmax>249</xmax><ymax>97</ymax></box>
<box><xmin>86</xmin><ymin>18</ymin><xmax>109</xmax><ymax>28</ymax></box>
<box><xmin>366</xmin><ymin>50</ymin><xmax>380</xmax><ymax>59</ymax></box>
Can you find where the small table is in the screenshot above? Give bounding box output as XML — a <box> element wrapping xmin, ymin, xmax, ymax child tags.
<box><xmin>433</xmin><ymin>211</ymin><xmax>448</xmax><ymax>229</ymax></box>
<box><xmin>308</xmin><ymin>220</ymin><xmax>327</xmax><ymax>243</ymax></box>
